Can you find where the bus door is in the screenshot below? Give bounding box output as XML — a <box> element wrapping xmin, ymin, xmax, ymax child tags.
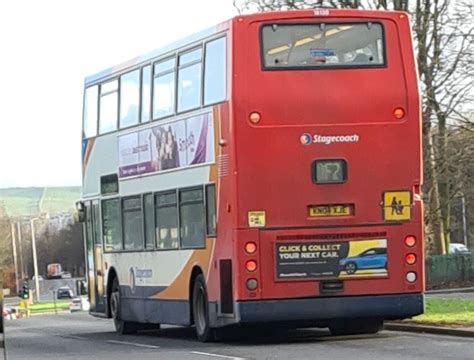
<box><xmin>92</xmin><ymin>200</ymin><xmax>106</xmax><ymax>313</ymax></box>
<box><xmin>85</xmin><ymin>201</ymin><xmax>106</xmax><ymax>314</ymax></box>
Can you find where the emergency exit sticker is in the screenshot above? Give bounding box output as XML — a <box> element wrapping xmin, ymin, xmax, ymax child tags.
<box><xmin>383</xmin><ymin>191</ymin><xmax>411</xmax><ymax>221</ymax></box>
<box><xmin>248</xmin><ymin>211</ymin><xmax>266</xmax><ymax>227</ymax></box>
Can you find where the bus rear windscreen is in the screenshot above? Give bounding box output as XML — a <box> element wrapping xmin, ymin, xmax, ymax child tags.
<box><xmin>262</xmin><ymin>23</ymin><xmax>385</xmax><ymax>69</ymax></box>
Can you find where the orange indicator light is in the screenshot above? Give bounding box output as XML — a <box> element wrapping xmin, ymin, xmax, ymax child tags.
<box><xmin>405</xmin><ymin>235</ymin><xmax>416</xmax><ymax>247</ymax></box>
<box><xmin>393</xmin><ymin>107</ymin><xmax>405</xmax><ymax>119</ymax></box>
<box><xmin>249</xmin><ymin>112</ymin><xmax>261</xmax><ymax>124</ymax></box>
<box><xmin>245</xmin><ymin>242</ymin><xmax>257</xmax><ymax>254</ymax></box>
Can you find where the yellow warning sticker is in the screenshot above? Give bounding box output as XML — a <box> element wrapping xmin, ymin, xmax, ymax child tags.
<box><xmin>383</xmin><ymin>191</ymin><xmax>411</xmax><ymax>221</ymax></box>
<box><xmin>248</xmin><ymin>211</ymin><xmax>266</xmax><ymax>227</ymax></box>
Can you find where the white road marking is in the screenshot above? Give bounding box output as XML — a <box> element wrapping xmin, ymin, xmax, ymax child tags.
<box><xmin>191</xmin><ymin>351</ymin><xmax>246</xmax><ymax>359</ymax></box>
<box><xmin>107</xmin><ymin>340</ymin><xmax>161</xmax><ymax>349</ymax></box>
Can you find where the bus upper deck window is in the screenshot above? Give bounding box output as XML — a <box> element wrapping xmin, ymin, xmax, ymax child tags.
<box><xmin>262</xmin><ymin>22</ymin><xmax>385</xmax><ymax>69</ymax></box>
<box><xmin>153</xmin><ymin>58</ymin><xmax>176</xmax><ymax>119</ymax></box>
<box><xmin>83</xmin><ymin>86</ymin><xmax>98</xmax><ymax>138</ymax></box>
<box><xmin>204</xmin><ymin>37</ymin><xmax>226</xmax><ymax>105</ymax></box>
<box><xmin>177</xmin><ymin>48</ymin><xmax>203</xmax><ymax>113</ymax></box>
<box><xmin>120</xmin><ymin>70</ymin><xmax>140</xmax><ymax>129</ymax></box>
<box><xmin>99</xmin><ymin>80</ymin><xmax>119</xmax><ymax>134</ymax></box>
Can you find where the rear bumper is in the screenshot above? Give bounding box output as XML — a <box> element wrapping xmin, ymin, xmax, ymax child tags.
<box><xmin>235</xmin><ymin>293</ymin><xmax>424</xmax><ymax>323</ymax></box>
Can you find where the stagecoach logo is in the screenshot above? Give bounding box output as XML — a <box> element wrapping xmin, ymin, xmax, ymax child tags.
<box><xmin>300</xmin><ymin>133</ymin><xmax>360</xmax><ymax>145</ymax></box>
<box><xmin>300</xmin><ymin>133</ymin><xmax>312</xmax><ymax>145</ymax></box>
<box><xmin>129</xmin><ymin>266</ymin><xmax>153</xmax><ymax>294</ymax></box>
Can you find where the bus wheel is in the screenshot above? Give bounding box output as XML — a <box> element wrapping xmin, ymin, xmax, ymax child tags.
<box><xmin>192</xmin><ymin>274</ymin><xmax>216</xmax><ymax>342</ymax></box>
<box><xmin>111</xmin><ymin>278</ymin><xmax>138</xmax><ymax>335</ymax></box>
<box><xmin>329</xmin><ymin>318</ymin><xmax>383</xmax><ymax>336</ymax></box>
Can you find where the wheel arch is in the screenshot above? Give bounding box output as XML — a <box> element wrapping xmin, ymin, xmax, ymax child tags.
<box><xmin>188</xmin><ymin>265</ymin><xmax>204</xmax><ymax>325</ymax></box>
<box><xmin>106</xmin><ymin>267</ymin><xmax>118</xmax><ymax>318</ymax></box>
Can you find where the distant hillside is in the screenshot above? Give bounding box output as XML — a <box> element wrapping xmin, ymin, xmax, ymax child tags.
<box><xmin>0</xmin><ymin>186</ymin><xmax>81</xmax><ymax>217</ymax></box>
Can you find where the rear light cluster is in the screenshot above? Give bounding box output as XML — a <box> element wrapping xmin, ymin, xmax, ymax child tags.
<box><xmin>404</xmin><ymin>235</ymin><xmax>417</xmax><ymax>283</ymax></box>
<box><xmin>244</xmin><ymin>242</ymin><xmax>258</xmax><ymax>291</ymax></box>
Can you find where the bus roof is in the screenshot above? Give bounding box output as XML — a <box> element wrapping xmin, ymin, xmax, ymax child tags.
<box><xmin>84</xmin><ymin>21</ymin><xmax>229</xmax><ymax>86</ymax></box>
<box><xmin>84</xmin><ymin>9</ymin><xmax>404</xmax><ymax>86</ymax></box>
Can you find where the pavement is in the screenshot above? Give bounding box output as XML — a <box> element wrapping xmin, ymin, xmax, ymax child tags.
<box><xmin>426</xmin><ymin>288</ymin><xmax>474</xmax><ymax>300</ymax></box>
<box><xmin>2</xmin><ymin>313</ymin><xmax>473</xmax><ymax>360</ymax></box>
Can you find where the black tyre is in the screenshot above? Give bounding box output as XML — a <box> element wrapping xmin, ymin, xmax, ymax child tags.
<box><xmin>110</xmin><ymin>278</ymin><xmax>138</xmax><ymax>335</ymax></box>
<box><xmin>192</xmin><ymin>274</ymin><xmax>216</xmax><ymax>342</ymax></box>
<box><xmin>329</xmin><ymin>318</ymin><xmax>383</xmax><ymax>336</ymax></box>
<box><xmin>344</xmin><ymin>262</ymin><xmax>357</xmax><ymax>275</ymax></box>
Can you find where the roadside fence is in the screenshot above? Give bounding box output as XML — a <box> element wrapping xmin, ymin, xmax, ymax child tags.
<box><xmin>426</xmin><ymin>254</ymin><xmax>474</xmax><ymax>288</ymax></box>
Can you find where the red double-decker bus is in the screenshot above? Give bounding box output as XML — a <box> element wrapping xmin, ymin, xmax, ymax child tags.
<box><xmin>80</xmin><ymin>9</ymin><xmax>423</xmax><ymax>342</ymax></box>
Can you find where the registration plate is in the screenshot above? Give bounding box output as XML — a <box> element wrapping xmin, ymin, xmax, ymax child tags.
<box><xmin>309</xmin><ymin>204</ymin><xmax>352</xmax><ymax>217</ymax></box>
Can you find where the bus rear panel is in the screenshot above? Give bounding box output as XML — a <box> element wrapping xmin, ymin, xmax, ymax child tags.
<box><xmin>224</xmin><ymin>9</ymin><xmax>423</xmax><ymax>326</ymax></box>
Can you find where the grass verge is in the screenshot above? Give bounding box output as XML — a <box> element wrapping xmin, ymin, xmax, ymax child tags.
<box><xmin>408</xmin><ymin>298</ymin><xmax>474</xmax><ymax>327</ymax></box>
<box><xmin>20</xmin><ymin>301</ymin><xmax>70</xmax><ymax>314</ymax></box>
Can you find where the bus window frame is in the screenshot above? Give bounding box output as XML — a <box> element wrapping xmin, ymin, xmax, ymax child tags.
<box><xmin>177</xmin><ymin>47</ymin><xmax>204</xmax><ymax>114</ymax></box>
<box><xmin>121</xmin><ymin>195</ymin><xmax>145</xmax><ymax>252</ymax></box>
<box><xmin>82</xmin><ymin>85</ymin><xmax>99</xmax><ymax>139</ymax></box>
<box><xmin>153</xmin><ymin>56</ymin><xmax>178</xmax><ymax>121</ymax></box>
<box><xmin>97</xmin><ymin>183</ymin><xmax>215</xmax><ymax>254</ymax></box>
<box><xmin>203</xmin><ymin>36</ymin><xmax>228</xmax><ymax>107</ymax></box>
<box><xmin>154</xmin><ymin>189</ymin><xmax>180</xmax><ymax>252</ymax></box>
<box><xmin>179</xmin><ymin>186</ymin><xmax>206</xmax><ymax>250</ymax></box>
<box><xmin>143</xmin><ymin>192</ymin><xmax>156</xmax><ymax>250</ymax></box>
<box><xmin>140</xmin><ymin>64</ymin><xmax>153</xmax><ymax>124</ymax></box>
<box><xmin>100</xmin><ymin>174</ymin><xmax>119</xmax><ymax>196</ymax></box>
<box><xmin>119</xmin><ymin>69</ymin><xmax>141</xmax><ymax>130</ymax></box>
<box><xmin>205</xmin><ymin>183</ymin><xmax>217</xmax><ymax>238</ymax></box>
<box><xmin>98</xmin><ymin>78</ymin><xmax>120</xmax><ymax>135</ymax></box>
<box><xmin>259</xmin><ymin>21</ymin><xmax>387</xmax><ymax>72</ymax></box>
<box><xmin>101</xmin><ymin>196</ymin><xmax>123</xmax><ymax>253</ymax></box>
<box><xmin>82</xmin><ymin>33</ymin><xmax>228</xmax><ymax>140</ymax></box>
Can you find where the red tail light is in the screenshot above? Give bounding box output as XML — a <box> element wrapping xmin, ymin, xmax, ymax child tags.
<box><xmin>405</xmin><ymin>253</ymin><xmax>417</xmax><ymax>265</ymax></box>
<box><xmin>245</xmin><ymin>260</ymin><xmax>257</xmax><ymax>272</ymax></box>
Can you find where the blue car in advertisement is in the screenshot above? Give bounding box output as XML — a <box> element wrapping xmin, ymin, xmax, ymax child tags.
<box><xmin>340</xmin><ymin>248</ymin><xmax>387</xmax><ymax>274</ymax></box>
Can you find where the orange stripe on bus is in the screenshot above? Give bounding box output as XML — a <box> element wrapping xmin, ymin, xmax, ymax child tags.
<box><xmin>152</xmin><ymin>238</ymin><xmax>215</xmax><ymax>300</ymax></box>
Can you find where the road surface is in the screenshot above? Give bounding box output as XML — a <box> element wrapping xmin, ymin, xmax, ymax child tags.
<box><xmin>3</xmin><ymin>313</ymin><xmax>473</xmax><ymax>360</ymax></box>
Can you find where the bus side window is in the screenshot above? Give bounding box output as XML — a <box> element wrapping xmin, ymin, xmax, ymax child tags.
<box><xmin>206</xmin><ymin>184</ymin><xmax>216</xmax><ymax>237</ymax></box>
<box><xmin>204</xmin><ymin>37</ymin><xmax>226</xmax><ymax>105</ymax></box>
<box><xmin>155</xmin><ymin>191</ymin><xmax>179</xmax><ymax>250</ymax></box>
<box><xmin>83</xmin><ymin>86</ymin><xmax>98</xmax><ymax>138</ymax></box>
<box><xmin>180</xmin><ymin>188</ymin><xmax>205</xmax><ymax>249</ymax></box>
<box><xmin>102</xmin><ymin>198</ymin><xmax>122</xmax><ymax>251</ymax></box>
<box><xmin>119</xmin><ymin>69</ymin><xmax>140</xmax><ymax>129</ymax></box>
<box><xmin>122</xmin><ymin>197</ymin><xmax>144</xmax><ymax>251</ymax></box>
<box><xmin>99</xmin><ymin>80</ymin><xmax>118</xmax><ymax>134</ymax></box>
<box><xmin>153</xmin><ymin>58</ymin><xmax>176</xmax><ymax>119</ymax></box>
<box><xmin>177</xmin><ymin>48</ymin><xmax>202</xmax><ymax>113</ymax></box>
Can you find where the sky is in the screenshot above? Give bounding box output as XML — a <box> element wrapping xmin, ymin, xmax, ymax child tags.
<box><xmin>0</xmin><ymin>0</ymin><xmax>236</xmax><ymax>188</ymax></box>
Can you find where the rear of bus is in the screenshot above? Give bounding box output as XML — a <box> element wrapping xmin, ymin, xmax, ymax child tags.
<box><xmin>230</xmin><ymin>10</ymin><xmax>423</xmax><ymax>331</ymax></box>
